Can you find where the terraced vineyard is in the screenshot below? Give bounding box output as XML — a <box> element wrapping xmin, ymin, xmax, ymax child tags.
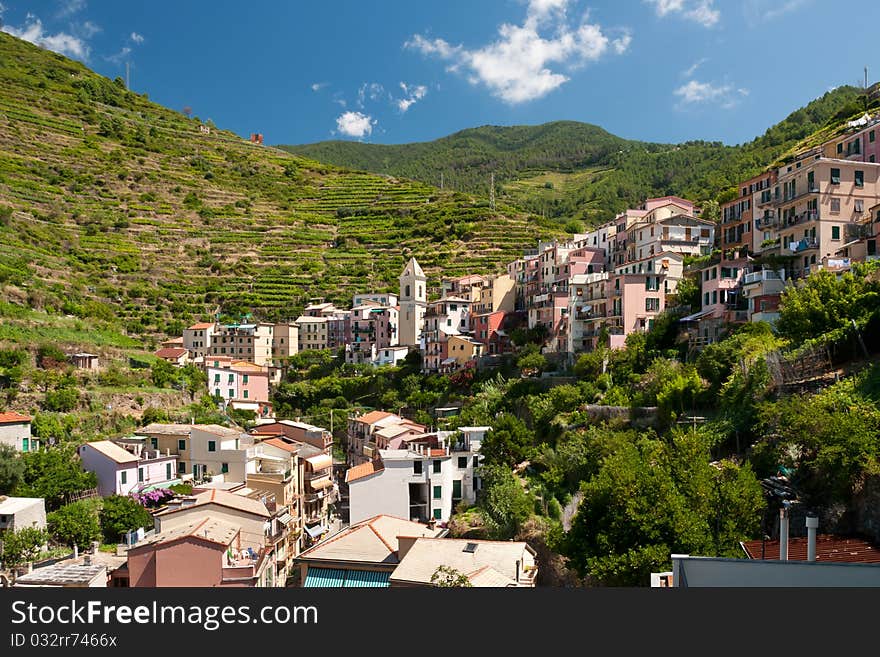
<box><xmin>0</xmin><ymin>32</ymin><xmax>561</xmax><ymax>337</ymax></box>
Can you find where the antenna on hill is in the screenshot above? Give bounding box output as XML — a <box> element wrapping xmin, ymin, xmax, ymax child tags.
<box><xmin>489</xmin><ymin>172</ymin><xmax>495</xmax><ymax>211</ymax></box>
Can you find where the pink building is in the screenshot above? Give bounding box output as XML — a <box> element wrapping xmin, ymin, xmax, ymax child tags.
<box><xmin>126</xmin><ymin>518</ymin><xmax>272</xmax><ymax>587</ymax></box>
<box><xmin>207</xmin><ymin>361</ymin><xmax>270</xmax><ymax>404</ymax></box>
<box><xmin>79</xmin><ymin>440</ymin><xmax>178</xmax><ymax>497</ymax></box>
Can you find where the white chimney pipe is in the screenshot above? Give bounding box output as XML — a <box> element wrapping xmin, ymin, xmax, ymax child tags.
<box><xmin>806</xmin><ymin>515</ymin><xmax>819</xmax><ymax>562</ymax></box>
<box><xmin>73</xmin><ymin>544</ymin><xmax>79</xmax><ymax>559</ymax></box>
<box><xmin>779</xmin><ymin>504</ymin><xmax>790</xmax><ymax>561</ymax></box>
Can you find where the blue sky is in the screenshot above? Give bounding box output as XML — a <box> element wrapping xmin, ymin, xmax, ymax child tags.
<box><xmin>2</xmin><ymin>1</ymin><xmax>880</xmax><ymax>147</ymax></box>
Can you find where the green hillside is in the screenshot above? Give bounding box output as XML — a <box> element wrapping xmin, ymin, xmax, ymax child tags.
<box><xmin>282</xmin><ymin>86</ymin><xmax>870</xmax><ymax>226</ymax></box>
<box><xmin>0</xmin><ymin>32</ymin><xmax>561</xmax><ymax>339</ymax></box>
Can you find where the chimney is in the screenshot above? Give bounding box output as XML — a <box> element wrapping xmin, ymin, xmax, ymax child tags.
<box><xmin>73</xmin><ymin>544</ymin><xmax>79</xmax><ymax>559</ymax></box>
<box><xmin>806</xmin><ymin>514</ymin><xmax>819</xmax><ymax>562</ymax></box>
<box><xmin>779</xmin><ymin>502</ymin><xmax>790</xmax><ymax>561</ymax></box>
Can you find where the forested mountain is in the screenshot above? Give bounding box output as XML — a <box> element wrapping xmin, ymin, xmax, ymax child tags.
<box><xmin>0</xmin><ymin>32</ymin><xmax>561</xmax><ymax>337</ymax></box>
<box><xmin>283</xmin><ymin>86</ymin><xmax>869</xmax><ymax>226</ymax></box>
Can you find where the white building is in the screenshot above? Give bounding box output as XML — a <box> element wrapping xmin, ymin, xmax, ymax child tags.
<box><xmin>187</xmin><ymin>427</ymin><xmax>257</xmax><ymax>482</ymax></box>
<box><xmin>78</xmin><ymin>440</ymin><xmax>178</xmax><ymax>497</ymax></box>
<box><xmin>398</xmin><ymin>257</ymin><xmax>427</xmax><ymax>347</ymax></box>
<box><xmin>0</xmin><ymin>496</ymin><xmax>47</xmax><ymax>532</ymax></box>
<box><xmin>374</xmin><ymin>346</ymin><xmax>410</xmax><ymax>367</ymax></box>
<box><xmin>345</xmin><ymin>427</ymin><xmax>487</xmax><ymax>525</ymax></box>
<box><xmin>0</xmin><ymin>412</ymin><xmax>35</xmax><ymax>453</ymax></box>
<box><xmin>183</xmin><ymin>322</ymin><xmax>217</xmax><ymax>361</ymax></box>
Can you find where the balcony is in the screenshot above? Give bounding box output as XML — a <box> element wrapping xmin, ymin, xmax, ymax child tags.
<box><xmin>783</xmin><ymin>210</ymin><xmax>819</xmax><ymax>227</ymax></box>
<box><xmin>787</xmin><ymin>238</ymin><xmax>819</xmax><ymax>254</ymax></box>
<box><xmin>743</xmin><ymin>269</ymin><xmax>784</xmax><ymax>286</ymax></box>
<box><xmin>776</xmin><ymin>186</ymin><xmax>820</xmax><ymax>206</ymax></box>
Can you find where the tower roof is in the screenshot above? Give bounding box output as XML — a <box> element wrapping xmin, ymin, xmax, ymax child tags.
<box><xmin>400</xmin><ymin>257</ymin><xmax>425</xmax><ymax>280</ymax></box>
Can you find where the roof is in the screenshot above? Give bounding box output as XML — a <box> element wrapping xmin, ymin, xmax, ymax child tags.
<box><xmin>355</xmin><ymin>410</ymin><xmax>398</xmax><ymax>426</ymax></box>
<box><xmin>0</xmin><ymin>411</ymin><xmax>31</xmax><ymax>424</ymax></box>
<box><xmin>0</xmin><ymin>496</ymin><xmax>44</xmax><ymax>514</ymax></box>
<box><xmin>375</xmin><ymin>424</ymin><xmax>415</xmax><ymax>440</ymax></box>
<box><xmin>14</xmin><ymin>563</ymin><xmax>106</xmax><ymax>586</ymax></box>
<box><xmin>303</xmin><ymin>567</ymin><xmax>391</xmax><ymax>588</ymax></box>
<box><xmin>155</xmin><ymin>489</ymin><xmax>270</xmax><ymax>519</ymax></box>
<box><xmin>297</xmin><ymin>515</ymin><xmax>442</xmax><ymax>565</ymax></box>
<box><xmin>466</xmin><ymin>566</ymin><xmax>518</xmax><ymax>587</ymax></box>
<box><xmin>82</xmin><ymin>440</ymin><xmax>139</xmax><ymax>464</ymax></box>
<box><xmin>345</xmin><ymin>460</ymin><xmax>385</xmax><ymax>483</ymax></box>
<box><xmin>740</xmin><ymin>535</ymin><xmax>880</xmax><ymax>564</ymax></box>
<box><xmin>261</xmin><ymin>437</ymin><xmax>300</xmax><ymax>454</ymax></box>
<box><xmin>401</xmin><ymin>257</ymin><xmax>425</xmax><ymax>279</ymax></box>
<box><xmin>155</xmin><ymin>348</ymin><xmax>188</xmax><ymax>359</ymax></box>
<box><xmin>187</xmin><ymin>322</ymin><xmax>215</xmax><ymax>330</ymax></box>
<box><xmin>130</xmin><ymin>518</ymin><xmax>240</xmax><ymax>550</ymax></box>
<box><xmin>390</xmin><ymin>538</ymin><xmax>536</xmax><ymax>586</ymax></box>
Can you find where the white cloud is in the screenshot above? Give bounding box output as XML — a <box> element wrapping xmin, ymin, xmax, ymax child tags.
<box><xmin>76</xmin><ymin>20</ymin><xmax>100</xmax><ymax>38</ymax></box>
<box><xmin>405</xmin><ymin>0</ymin><xmax>630</xmax><ymax>104</ymax></box>
<box><xmin>645</xmin><ymin>0</ymin><xmax>720</xmax><ymax>27</ymax></box>
<box><xmin>56</xmin><ymin>0</ymin><xmax>86</xmax><ymax>19</ymax></box>
<box><xmin>105</xmin><ymin>46</ymin><xmax>131</xmax><ymax>64</ymax></box>
<box><xmin>674</xmin><ymin>78</ymin><xmax>748</xmax><ymax>109</ymax></box>
<box><xmin>335</xmin><ymin>111</ymin><xmax>376</xmax><ymax>139</ymax></box>
<box><xmin>0</xmin><ymin>3</ymin><xmax>7</xmax><ymax>17</ymax></box>
<box><xmin>311</xmin><ymin>82</ymin><xmax>328</xmax><ymax>92</ymax></box>
<box><xmin>682</xmin><ymin>57</ymin><xmax>708</xmax><ymax>77</ymax></box>
<box><xmin>744</xmin><ymin>0</ymin><xmax>809</xmax><ymax>25</ymax></box>
<box><xmin>357</xmin><ymin>82</ymin><xmax>386</xmax><ymax>108</ymax></box>
<box><xmin>129</xmin><ymin>31</ymin><xmax>144</xmax><ymax>44</ymax></box>
<box><xmin>397</xmin><ymin>82</ymin><xmax>428</xmax><ymax>113</ymax></box>
<box><xmin>1</xmin><ymin>14</ymin><xmax>90</xmax><ymax>60</ymax></box>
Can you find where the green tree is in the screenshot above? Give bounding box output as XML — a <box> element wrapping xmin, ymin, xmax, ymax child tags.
<box><xmin>181</xmin><ymin>364</ymin><xmax>207</xmax><ymax>400</ymax></box>
<box><xmin>99</xmin><ymin>495</ymin><xmax>153</xmax><ymax>543</ymax></box>
<box><xmin>43</xmin><ymin>386</ymin><xmax>79</xmax><ymax>412</ymax></box>
<box><xmin>47</xmin><ymin>501</ymin><xmax>101</xmax><ymax>550</ymax></box>
<box><xmin>1</xmin><ymin>526</ymin><xmax>48</xmax><ymax>570</ymax></box>
<box><xmin>150</xmin><ymin>358</ymin><xmax>178</xmax><ymax>388</ymax></box>
<box><xmin>477</xmin><ymin>463</ymin><xmax>533</xmax><ymax>539</ymax></box>
<box><xmin>0</xmin><ymin>444</ymin><xmax>25</xmax><ymax>494</ymax></box>
<box><xmin>16</xmin><ymin>445</ymin><xmax>97</xmax><ymax>510</ymax></box>
<box><xmin>430</xmin><ymin>565</ymin><xmax>473</xmax><ymax>587</ymax></box>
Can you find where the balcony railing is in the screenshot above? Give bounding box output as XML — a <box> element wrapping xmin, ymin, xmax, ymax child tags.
<box><xmin>783</xmin><ymin>210</ymin><xmax>819</xmax><ymax>227</ymax></box>
<box><xmin>787</xmin><ymin>238</ymin><xmax>819</xmax><ymax>253</ymax></box>
<box><xmin>743</xmin><ymin>270</ymin><xmax>784</xmax><ymax>285</ymax></box>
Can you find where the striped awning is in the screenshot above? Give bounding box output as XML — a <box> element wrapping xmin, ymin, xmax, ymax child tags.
<box><xmin>303</xmin><ymin>567</ymin><xmax>390</xmax><ymax>588</ymax></box>
<box><xmin>310</xmin><ymin>476</ymin><xmax>334</xmax><ymax>490</ymax></box>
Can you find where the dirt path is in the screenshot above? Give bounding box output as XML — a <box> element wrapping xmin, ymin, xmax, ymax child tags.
<box><xmin>562</xmin><ymin>491</ymin><xmax>583</xmax><ymax>531</ymax></box>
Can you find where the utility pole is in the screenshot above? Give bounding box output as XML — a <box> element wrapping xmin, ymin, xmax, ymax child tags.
<box><xmin>489</xmin><ymin>172</ymin><xmax>495</xmax><ymax>211</ymax></box>
<box><xmin>126</xmin><ymin>61</ymin><xmax>130</xmax><ymax>91</ymax></box>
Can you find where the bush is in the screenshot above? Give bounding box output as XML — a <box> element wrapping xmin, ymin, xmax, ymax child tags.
<box><xmin>47</xmin><ymin>501</ymin><xmax>101</xmax><ymax>549</ymax></box>
<box><xmin>99</xmin><ymin>495</ymin><xmax>154</xmax><ymax>543</ymax></box>
<box><xmin>43</xmin><ymin>387</ymin><xmax>79</xmax><ymax>412</ymax></box>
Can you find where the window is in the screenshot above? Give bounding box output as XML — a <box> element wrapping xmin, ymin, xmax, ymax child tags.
<box><xmin>831</xmin><ymin>198</ymin><xmax>841</xmax><ymax>213</ymax></box>
<box><xmin>228</xmin><ymin>389</ymin><xmax>234</xmax><ymax>398</ymax></box>
<box><xmin>243</xmin><ymin>374</ymin><xmax>249</xmax><ymax>384</ymax></box>
<box><xmin>178</xmin><ymin>439</ymin><xmax>186</xmax><ymax>451</ymax></box>
<box><xmin>452</xmin><ymin>480</ymin><xmax>462</xmax><ymax>500</ymax></box>
<box><xmin>433</xmin><ymin>460</ymin><xmax>441</xmax><ymax>474</ymax></box>
<box><xmin>855</xmin><ymin>170</ymin><xmax>864</xmax><ymax>188</ymax></box>
<box><xmin>214</xmin><ymin>388</ymin><xmax>220</xmax><ymax>398</ymax></box>
<box><xmin>221</xmin><ymin>463</ymin><xmax>229</xmax><ymax>474</ymax></box>
<box><xmin>832</xmin><ymin>226</ymin><xmax>841</xmax><ymax>240</ymax></box>
<box><xmin>21</xmin><ymin>438</ymin><xmax>28</xmax><ymax>452</ymax></box>
<box><xmin>138</xmin><ymin>468</ymin><xmax>144</xmax><ymax>482</ymax></box>
<box><xmin>646</xmin><ymin>298</ymin><xmax>660</xmax><ymax>312</ymax></box>
<box><xmin>831</xmin><ymin>168</ymin><xmax>841</xmax><ymax>184</ymax></box>
<box><xmin>712</xmin><ymin>291</ymin><xmax>718</xmax><ymax>305</ymax></box>
<box><xmin>871</xmin><ymin>130</ymin><xmax>876</xmax><ymax>143</ymax></box>
<box><xmin>214</xmin><ymin>373</ymin><xmax>220</xmax><ymax>383</ymax></box>
<box><xmin>433</xmin><ymin>485</ymin><xmax>442</xmax><ymax>499</ymax></box>
<box><xmin>243</xmin><ymin>390</ymin><xmax>249</xmax><ymax>399</ymax></box>
<box><xmin>457</xmin><ymin>456</ymin><xmax>468</xmax><ymax>469</ymax></box>
<box><xmin>855</xmin><ymin>200</ymin><xmax>864</xmax><ymax>213</ymax></box>
<box><xmin>433</xmin><ymin>509</ymin><xmax>442</xmax><ymax>520</ymax></box>
<box><xmin>837</xmin><ymin>143</ymin><xmax>843</xmax><ymax>154</ymax></box>
<box><xmin>228</xmin><ymin>373</ymin><xmax>234</xmax><ymax>383</ymax></box>
<box><xmin>704</xmin><ymin>292</ymin><xmax>710</xmax><ymax>306</ymax></box>
<box><xmin>121</xmin><ymin>471</ymin><xmax>127</xmax><ymax>485</ymax></box>
<box><xmin>413</xmin><ymin>461</ymin><xmax>423</xmax><ymax>475</ymax></box>
<box><xmin>208</xmin><ymin>440</ymin><xmax>216</xmax><ymax>452</ymax></box>
<box><xmin>178</xmin><ymin>462</ymin><xmax>186</xmax><ymax>474</ymax></box>
<box><xmin>473</xmin><ymin>455</ymin><xmax>480</xmax><ymax>467</ymax></box>
<box><xmin>166</xmin><ymin>463</ymin><xmax>172</xmax><ymax>480</ymax></box>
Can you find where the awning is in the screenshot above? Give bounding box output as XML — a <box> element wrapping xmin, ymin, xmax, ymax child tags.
<box><xmin>305</xmin><ymin>453</ymin><xmax>333</xmax><ymax>470</ymax></box>
<box><xmin>679</xmin><ymin>309</ymin><xmax>713</xmax><ymax>322</ymax></box>
<box><xmin>441</xmin><ymin>358</ymin><xmax>457</xmax><ymax>365</ymax></box>
<box><xmin>303</xmin><ymin>567</ymin><xmax>390</xmax><ymax>588</ymax></box>
<box><xmin>139</xmin><ymin>479</ymin><xmax>182</xmax><ymax>492</ymax></box>
<box><xmin>310</xmin><ymin>476</ymin><xmax>334</xmax><ymax>490</ymax></box>
<box><xmin>276</xmin><ymin>512</ymin><xmax>293</xmax><ymax>525</ymax></box>
<box><xmin>304</xmin><ymin>524</ymin><xmax>328</xmax><ymax>539</ymax></box>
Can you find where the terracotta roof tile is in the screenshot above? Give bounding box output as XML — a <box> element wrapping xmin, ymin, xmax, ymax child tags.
<box><xmin>741</xmin><ymin>535</ymin><xmax>880</xmax><ymax>563</ymax></box>
<box><xmin>0</xmin><ymin>412</ymin><xmax>31</xmax><ymax>424</ymax></box>
<box><xmin>356</xmin><ymin>411</ymin><xmax>397</xmax><ymax>425</ymax></box>
<box><xmin>188</xmin><ymin>323</ymin><xmax>215</xmax><ymax>330</ymax></box>
<box><xmin>345</xmin><ymin>460</ymin><xmax>384</xmax><ymax>483</ymax></box>
<box><xmin>155</xmin><ymin>348</ymin><xmax>188</xmax><ymax>358</ymax></box>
